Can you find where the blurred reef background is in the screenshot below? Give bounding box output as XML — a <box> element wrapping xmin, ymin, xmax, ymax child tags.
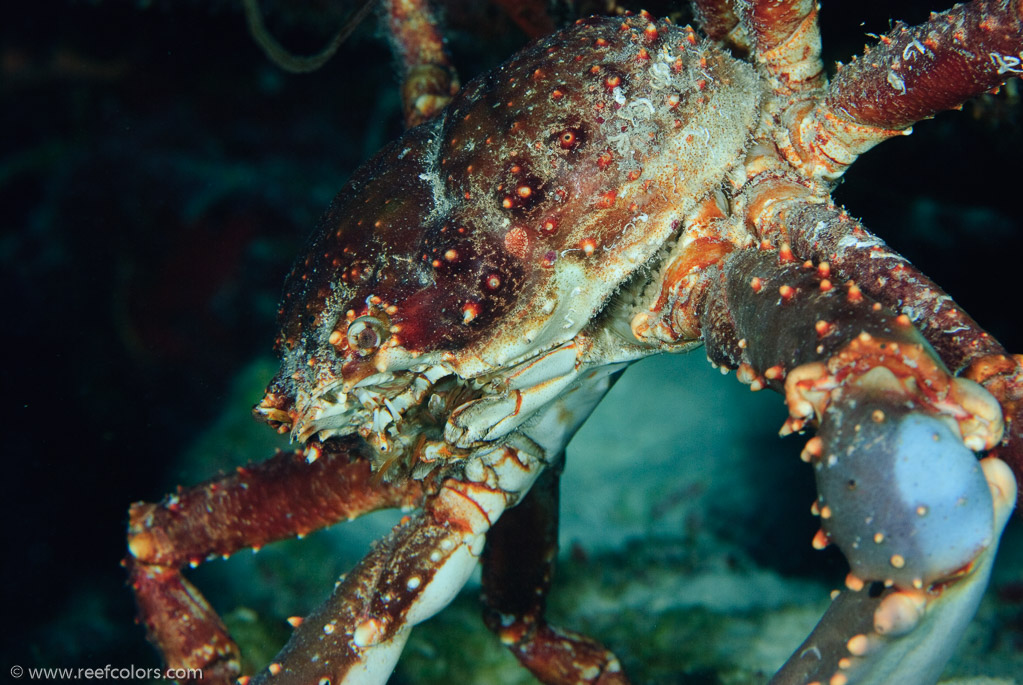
<box><xmin>3</xmin><ymin>1</ymin><xmax>1022</xmax><ymax>683</ymax></box>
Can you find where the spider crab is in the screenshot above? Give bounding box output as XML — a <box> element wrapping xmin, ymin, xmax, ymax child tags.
<box><xmin>126</xmin><ymin>1</ymin><xmax>1023</xmax><ymax>683</ymax></box>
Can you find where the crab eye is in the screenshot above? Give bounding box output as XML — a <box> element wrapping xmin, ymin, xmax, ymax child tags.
<box><xmin>346</xmin><ymin>316</ymin><xmax>386</xmax><ymax>356</ymax></box>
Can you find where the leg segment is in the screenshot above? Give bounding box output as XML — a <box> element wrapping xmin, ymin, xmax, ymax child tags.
<box><xmin>735</xmin><ymin>0</ymin><xmax>824</xmax><ymax>94</ymax></box>
<box><xmin>481</xmin><ymin>465</ymin><xmax>629</xmax><ymax>685</ymax></box>
<box><xmin>248</xmin><ymin>477</ymin><xmax>519</xmax><ymax>685</ymax></box>
<box><xmin>779</xmin><ymin>0</ymin><xmax>1023</xmax><ymax>179</ymax></box>
<box><xmin>127</xmin><ymin>437</ymin><xmax>426</xmax><ymax>684</ymax></box>
<box><xmin>126</xmin><ymin>562</ymin><xmax>239</xmax><ymax>684</ymax></box>
<box><xmin>745</xmin><ymin>190</ymin><xmax>1005</xmax><ymax>373</ymax></box>
<box><xmin>741</xmin><ymin>185</ymin><xmax>1023</xmax><ymax>497</ymax></box>
<box><xmin>128</xmin><ymin>437</ymin><xmax>426</xmax><ymax>567</ymax></box>
<box><xmin>383</xmin><ymin>0</ymin><xmax>460</xmax><ymax>128</ymax></box>
<box><xmin>699</xmin><ymin>246</ymin><xmax>1016</xmax><ymax>682</ymax></box>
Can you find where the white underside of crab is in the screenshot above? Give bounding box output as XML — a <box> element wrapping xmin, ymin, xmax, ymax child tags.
<box><xmin>287</xmin><ymin>322</ymin><xmax>648</xmax><ymax>480</ymax></box>
<box><xmin>330</xmin><ymin>358</ymin><xmax>633</xmax><ymax>685</ymax></box>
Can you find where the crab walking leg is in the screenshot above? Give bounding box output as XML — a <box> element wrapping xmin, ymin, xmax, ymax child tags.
<box><xmin>735</xmin><ymin>0</ymin><xmax>824</xmax><ymax>94</ymax></box>
<box><xmin>777</xmin><ymin>0</ymin><xmax>1023</xmax><ymax>180</ymax></box>
<box><xmin>699</xmin><ymin>247</ymin><xmax>1014</xmax><ymax>682</ymax></box>
<box><xmin>125</xmin><ymin>562</ymin><xmax>239</xmax><ymax>685</ymax></box>
<box><xmin>127</xmin><ymin>437</ymin><xmax>426</xmax><ymax>567</ymax></box>
<box><xmin>481</xmin><ymin>465</ymin><xmax>629</xmax><ymax>685</ymax></box>
<box><xmin>743</xmin><ymin>188</ymin><xmax>1006</xmax><ymax>374</ymax></box>
<box><xmin>126</xmin><ymin>437</ymin><xmax>426</xmax><ymax>684</ymax></box>
<box><xmin>249</xmin><ymin>449</ymin><xmax>546</xmax><ymax>685</ymax></box>
<box><xmin>383</xmin><ymin>0</ymin><xmax>460</xmax><ymax>129</ymax></box>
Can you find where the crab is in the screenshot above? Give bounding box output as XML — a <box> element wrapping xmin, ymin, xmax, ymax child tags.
<box><xmin>125</xmin><ymin>1</ymin><xmax>1023</xmax><ymax>683</ymax></box>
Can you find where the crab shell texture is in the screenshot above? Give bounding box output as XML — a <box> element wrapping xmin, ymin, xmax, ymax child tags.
<box><xmin>257</xmin><ymin>15</ymin><xmax>759</xmax><ymax>466</ymax></box>
<box><xmin>118</xmin><ymin>4</ymin><xmax>1023</xmax><ymax>685</ymax></box>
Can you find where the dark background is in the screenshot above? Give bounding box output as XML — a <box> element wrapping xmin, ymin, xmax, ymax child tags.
<box><xmin>3</xmin><ymin>0</ymin><xmax>1020</xmax><ymax>679</ymax></box>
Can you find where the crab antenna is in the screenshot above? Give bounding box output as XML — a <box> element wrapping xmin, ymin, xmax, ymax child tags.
<box><xmin>241</xmin><ymin>0</ymin><xmax>376</xmax><ymax>74</ymax></box>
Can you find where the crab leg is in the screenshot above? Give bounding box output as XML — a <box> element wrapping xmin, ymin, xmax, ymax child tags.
<box><xmin>735</xmin><ymin>0</ymin><xmax>824</xmax><ymax>94</ymax></box>
<box><xmin>731</xmin><ymin>0</ymin><xmax>1023</xmax><ymax>489</ymax></box>
<box><xmin>383</xmin><ymin>0</ymin><xmax>460</xmax><ymax>129</ymax></box>
<box><xmin>248</xmin><ymin>455</ymin><xmax>542</xmax><ymax>685</ymax></box>
<box><xmin>744</xmin><ymin>192</ymin><xmax>1006</xmax><ymax>373</ymax></box>
<box><xmin>125</xmin><ymin>562</ymin><xmax>239</xmax><ymax>685</ymax></box>
<box><xmin>734</xmin><ymin>0</ymin><xmax>1021</xmax><ymax>373</ymax></box>
<box><xmin>740</xmin><ymin>182</ymin><xmax>1023</xmax><ymax>496</ymax></box>
<box><xmin>481</xmin><ymin>464</ymin><xmax>629</xmax><ymax>685</ymax></box>
<box><xmin>127</xmin><ymin>438</ymin><xmax>425</xmax><ymax>568</ymax></box>
<box><xmin>778</xmin><ymin>0</ymin><xmax>1023</xmax><ymax>180</ymax></box>
<box><xmin>771</xmin><ymin>455</ymin><xmax>1012</xmax><ymax>685</ymax></box>
<box><xmin>699</xmin><ymin>247</ymin><xmax>1016</xmax><ymax>683</ymax></box>
<box><xmin>126</xmin><ymin>437</ymin><xmax>426</xmax><ymax>684</ymax></box>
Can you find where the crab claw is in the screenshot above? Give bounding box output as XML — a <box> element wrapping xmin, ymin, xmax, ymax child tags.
<box><xmin>775</xmin><ymin>383</ymin><xmax>1017</xmax><ymax>684</ymax></box>
<box><xmin>814</xmin><ymin>387</ymin><xmax>998</xmax><ymax>590</ymax></box>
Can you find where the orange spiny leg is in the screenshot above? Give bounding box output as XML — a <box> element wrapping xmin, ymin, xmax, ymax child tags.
<box><xmin>823</xmin><ymin>0</ymin><xmax>1023</xmax><ymax>130</ymax></box>
<box><xmin>126</xmin><ymin>437</ymin><xmax>427</xmax><ymax>684</ymax></box>
<box><xmin>782</xmin><ymin>0</ymin><xmax>1023</xmax><ymax>179</ymax></box>
<box><xmin>481</xmin><ymin>465</ymin><xmax>630</xmax><ymax>685</ymax></box>
<box><xmin>736</xmin><ymin>0</ymin><xmax>824</xmax><ymax>93</ymax></box>
<box><xmin>383</xmin><ymin>0</ymin><xmax>460</xmax><ymax>129</ymax></box>
<box><xmin>127</xmin><ymin>437</ymin><xmax>426</xmax><ymax>567</ymax></box>
<box><xmin>126</xmin><ymin>561</ymin><xmax>238</xmax><ymax>685</ymax></box>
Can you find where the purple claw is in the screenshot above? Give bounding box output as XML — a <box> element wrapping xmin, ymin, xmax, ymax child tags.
<box><xmin>815</xmin><ymin>387</ymin><xmax>993</xmax><ymax>589</ymax></box>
